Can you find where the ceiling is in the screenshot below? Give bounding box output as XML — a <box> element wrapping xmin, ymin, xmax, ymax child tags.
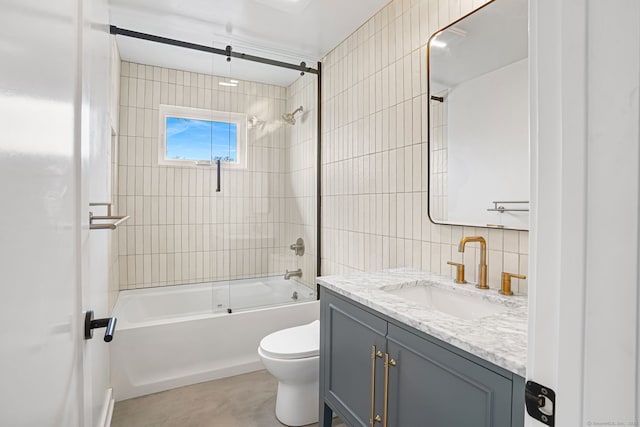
<box><xmin>429</xmin><ymin>0</ymin><xmax>528</xmax><ymax>91</ymax></box>
<box><xmin>109</xmin><ymin>0</ymin><xmax>390</xmax><ymax>86</ymax></box>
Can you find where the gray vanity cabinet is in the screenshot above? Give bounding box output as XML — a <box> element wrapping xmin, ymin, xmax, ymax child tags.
<box><xmin>320</xmin><ymin>287</ymin><xmax>387</xmax><ymax>427</ymax></box>
<box><xmin>386</xmin><ymin>324</ymin><xmax>512</xmax><ymax>427</ymax></box>
<box><xmin>319</xmin><ymin>287</ymin><xmax>525</xmax><ymax>427</ymax></box>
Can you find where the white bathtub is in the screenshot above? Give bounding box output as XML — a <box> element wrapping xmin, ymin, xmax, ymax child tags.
<box><xmin>110</xmin><ymin>277</ymin><xmax>319</xmax><ymax>401</ymax></box>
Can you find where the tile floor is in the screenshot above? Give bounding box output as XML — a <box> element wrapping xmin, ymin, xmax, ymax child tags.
<box><xmin>111</xmin><ymin>370</ymin><xmax>346</xmax><ymax>427</ymax></box>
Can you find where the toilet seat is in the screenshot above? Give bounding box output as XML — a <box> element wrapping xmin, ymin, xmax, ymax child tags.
<box><xmin>259</xmin><ymin>320</ymin><xmax>319</xmax><ymax>360</ymax></box>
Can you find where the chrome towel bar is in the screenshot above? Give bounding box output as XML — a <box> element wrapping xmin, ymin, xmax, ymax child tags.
<box><xmin>89</xmin><ymin>202</ymin><xmax>129</xmax><ymax>230</ymax></box>
<box><xmin>487</xmin><ymin>200</ymin><xmax>530</xmax><ymax>213</ymax></box>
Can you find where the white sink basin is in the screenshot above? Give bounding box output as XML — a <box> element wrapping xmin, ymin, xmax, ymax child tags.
<box><xmin>384</xmin><ymin>284</ymin><xmax>509</xmax><ymax>320</ymax></box>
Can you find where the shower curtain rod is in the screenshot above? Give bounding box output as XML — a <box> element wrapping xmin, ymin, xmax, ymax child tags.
<box><xmin>110</xmin><ymin>26</ymin><xmax>319</xmax><ymax>75</ymax></box>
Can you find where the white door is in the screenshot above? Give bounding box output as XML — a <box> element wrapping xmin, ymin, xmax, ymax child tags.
<box><xmin>0</xmin><ymin>0</ymin><xmax>114</xmax><ymax>425</ymax></box>
<box><xmin>528</xmin><ymin>0</ymin><xmax>640</xmax><ymax>425</ymax></box>
<box><xmin>0</xmin><ymin>0</ymin><xmax>86</xmax><ymax>425</ymax></box>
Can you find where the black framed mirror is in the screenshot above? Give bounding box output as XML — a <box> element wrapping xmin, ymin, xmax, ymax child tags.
<box><xmin>427</xmin><ymin>0</ymin><xmax>529</xmax><ymax>230</ymax></box>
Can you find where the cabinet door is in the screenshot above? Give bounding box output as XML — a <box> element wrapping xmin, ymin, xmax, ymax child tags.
<box><xmin>386</xmin><ymin>324</ymin><xmax>513</xmax><ymax>427</ymax></box>
<box><xmin>321</xmin><ymin>291</ymin><xmax>387</xmax><ymax>427</ymax></box>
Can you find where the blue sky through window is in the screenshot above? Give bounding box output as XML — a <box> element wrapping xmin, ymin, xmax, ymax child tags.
<box><xmin>166</xmin><ymin>117</ymin><xmax>237</xmax><ymax>162</ymax></box>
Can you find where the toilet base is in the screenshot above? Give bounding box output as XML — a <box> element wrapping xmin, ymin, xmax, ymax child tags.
<box><xmin>275</xmin><ymin>380</ymin><xmax>319</xmax><ymax>426</ymax></box>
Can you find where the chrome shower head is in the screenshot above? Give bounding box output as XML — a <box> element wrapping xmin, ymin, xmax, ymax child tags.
<box><xmin>282</xmin><ymin>113</ymin><xmax>296</xmax><ymax>125</ymax></box>
<box><xmin>282</xmin><ymin>106</ymin><xmax>303</xmax><ymax>125</ymax></box>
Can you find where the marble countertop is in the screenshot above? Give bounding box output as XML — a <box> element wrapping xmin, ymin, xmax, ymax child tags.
<box><xmin>317</xmin><ymin>269</ymin><xmax>528</xmax><ymax>377</ymax></box>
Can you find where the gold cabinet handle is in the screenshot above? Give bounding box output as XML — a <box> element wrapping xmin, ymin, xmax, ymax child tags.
<box><xmin>370</xmin><ymin>346</ymin><xmax>383</xmax><ymax>426</ymax></box>
<box><xmin>382</xmin><ymin>354</ymin><xmax>397</xmax><ymax>427</ymax></box>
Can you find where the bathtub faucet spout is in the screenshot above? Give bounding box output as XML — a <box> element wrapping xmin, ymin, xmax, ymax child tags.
<box><xmin>284</xmin><ymin>269</ymin><xmax>302</xmax><ymax>280</ymax></box>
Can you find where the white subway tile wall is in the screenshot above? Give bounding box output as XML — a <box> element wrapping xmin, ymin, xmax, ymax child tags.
<box><xmin>320</xmin><ymin>0</ymin><xmax>529</xmax><ymax>294</ymax></box>
<box><xmin>285</xmin><ymin>74</ymin><xmax>318</xmax><ymax>286</ymax></box>
<box><xmin>116</xmin><ymin>61</ymin><xmax>317</xmax><ymax>289</ymax></box>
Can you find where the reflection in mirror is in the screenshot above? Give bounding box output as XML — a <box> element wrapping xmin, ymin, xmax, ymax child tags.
<box><xmin>428</xmin><ymin>0</ymin><xmax>529</xmax><ymax>230</ymax></box>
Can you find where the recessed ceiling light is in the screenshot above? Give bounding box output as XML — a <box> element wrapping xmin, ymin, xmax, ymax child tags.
<box><xmin>253</xmin><ymin>0</ymin><xmax>313</xmax><ymax>14</ymax></box>
<box><xmin>431</xmin><ymin>39</ymin><xmax>447</xmax><ymax>48</ymax></box>
<box><xmin>219</xmin><ymin>81</ymin><xmax>237</xmax><ymax>87</ymax></box>
<box><xmin>229</xmin><ymin>79</ymin><xmax>239</xmax><ymax>83</ymax></box>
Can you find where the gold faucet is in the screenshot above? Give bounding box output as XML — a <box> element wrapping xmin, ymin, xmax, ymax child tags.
<box><xmin>446</xmin><ymin>261</ymin><xmax>467</xmax><ymax>284</ymax></box>
<box><xmin>500</xmin><ymin>272</ymin><xmax>526</xmax><ymax>296</ymax></box>
<box><xmin>458</xmin><ymin>236</ymin><xmax>489</xmax><ymax>290</ymax></box>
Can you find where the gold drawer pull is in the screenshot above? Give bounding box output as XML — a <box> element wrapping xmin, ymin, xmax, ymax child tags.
<box><xmin>370</xmin><ymin>346</ymin><xmax>383</xmax><ymax>426</ymax></box>
<box><xmin>383</xmin><ymin>354</ymin><xmax>397</xmax><ymax>427</ymax></box>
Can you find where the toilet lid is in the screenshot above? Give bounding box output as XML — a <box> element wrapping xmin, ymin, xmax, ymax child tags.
<box><xmin>259</xmin><ymin>320</ymin><xmax>320</xmax><ymax>360</ymax></box>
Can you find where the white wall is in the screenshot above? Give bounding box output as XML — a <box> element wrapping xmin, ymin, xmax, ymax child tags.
<box><xmin>448</xmin><ymin>58</ymin><xmax>529</xmax><ymax>228</ymax></box>
<box><xmin>109</xmin><ymin>38</ymin><xmax>122</xmax><ymax>311</ymax></box>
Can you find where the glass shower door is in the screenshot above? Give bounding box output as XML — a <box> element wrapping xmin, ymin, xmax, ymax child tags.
<box><xmin>224</xmin><ymin>62</ymin><xmax>318</xmax><ymax>313</ymax></box>
<box><xmin>177</xmin><ymin>42</ymin><xmax>320</xmax><ymax>314</ymax></box>
<box><xmin>212</xmin><ymin>53</ymin><xmax>238</xmax><ymax>313</ymax></box>
<box><xmin>109</xmin><ymin>25</ymin><xmax>320</xmax><ymax>320</ymax></box>
<box><xmin>220</xmin><ymin>59</ymin><xmax>277</xmax><ymax>313</ymax></box>
<box><xmin>198</xmin><ymin>45</ymin><xmax>234</xmax><ymax>315</ymax></box>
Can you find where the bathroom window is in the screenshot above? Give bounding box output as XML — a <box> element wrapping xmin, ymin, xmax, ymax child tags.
<box><xmin>158</xmin><ymin>104</ymin><xmax>247</xmax><ymax>168</ymax></box>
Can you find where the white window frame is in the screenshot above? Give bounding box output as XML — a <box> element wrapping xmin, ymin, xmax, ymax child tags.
<box><xmin>158</xmin><ymin>104</ymin><xmax>247</xmax><ymax>168</ymax></box>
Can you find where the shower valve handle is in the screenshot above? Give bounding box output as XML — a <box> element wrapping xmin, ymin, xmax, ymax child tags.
<box><xmin>289</xmin><ymin>238</ymin><xmax>305</xmax><ymax>256</ymax></box>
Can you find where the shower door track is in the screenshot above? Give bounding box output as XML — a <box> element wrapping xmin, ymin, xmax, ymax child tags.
<box><xmin>109</xmin><ymin>26</ymin><xmax>319</xmax><ymax>75</ymax></box>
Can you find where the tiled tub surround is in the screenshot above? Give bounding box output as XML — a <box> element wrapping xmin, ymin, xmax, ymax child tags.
<box><xmin>320</xmin><ymin>0</ymin><xmax>529</xmax><ymax>293</ymax></box>
<box><xmin>116</xmin><ymin>61</ymin><xmax>317</xmax><ymax>290</ymax></box>
<box><xmin>283</xmin><ymin>73</ymin><xmax>319</xmax><ymax>288</ymax></box>
<box><xmin>317</xmin><ymin>269</ymin><xmax>527</xmax><ymax>376</ymax></box>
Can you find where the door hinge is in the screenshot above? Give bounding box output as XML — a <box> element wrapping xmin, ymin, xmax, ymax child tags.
<box><xmin>525</xmin><ymin>380</ymin><xmax>555</xmax><ymax>426</ymax></box>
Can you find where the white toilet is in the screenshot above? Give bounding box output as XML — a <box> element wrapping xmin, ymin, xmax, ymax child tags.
<box><xmin>258</xmin><ymin>320</ymin><xmax>320</xmax><ymax>426</ymax></box>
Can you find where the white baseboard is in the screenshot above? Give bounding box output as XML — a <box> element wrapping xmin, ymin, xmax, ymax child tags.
<box><xmin>98</xmin><ymin>388</ymin><xmax>115</xmax><ymax>427</ymax></box>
